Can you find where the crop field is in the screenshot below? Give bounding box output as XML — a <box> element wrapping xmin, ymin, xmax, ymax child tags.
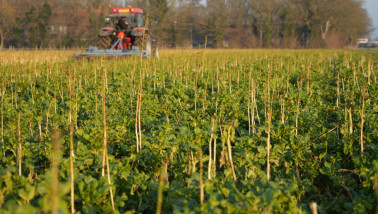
<box><xmin>0</xmin><ymin>49</ymin><xmax>377</xmax><ymax>213</ymax></box>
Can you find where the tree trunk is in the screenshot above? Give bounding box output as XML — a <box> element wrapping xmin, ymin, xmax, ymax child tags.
<box><xmin>321</xmin><ymin>20</ymin><xmax>331</xmax><ymax>40</ymax></box>
<box><xmin>0</xmin><ymin>30</ymin><xmax>4</xmax><ymax>50</ymax></box>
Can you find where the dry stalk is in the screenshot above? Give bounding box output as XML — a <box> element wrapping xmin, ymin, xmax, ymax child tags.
<box><xmin>135</xmin><ymin>68</ymin><xmax>143</xmax><ymax>153</ymax></box>
<box><xmin>106</xmin><ymin>153</ymin><xmax>115</xmax><ymax>210</ymax></box>
<box><xmin>251</xmin><ymin>79</ymin><xmax>256</xmax><ymax>133</ymax></box>
<box><xmin>226</xmin><ymin>120</ymin><xmax>237</xmax><ymax>183</ymax></box>
<box><xmin>344</xmin><ymin>98</ymin><xmax>348</xmax><ymax>132</ymax></box>
<box><xmin>349</xmin><ymin>108</ymin><xmax>353</xmax><ymax>134</ymax></box>
<box><xmin>310</xmin><ymin>202</ymin><xmax>318</xmax><ymax>214</ymax></box>
<box><xmin>208</xmin><ymin>117</ymin><xmax>214</xmax><ymax>179</ymax></box>
<box><xmin>280</xmin><ymin>94</ymin><xmax>285</xmax><ymax>124</ymax></box>
<box><xmin>51</xmin><ymin>129</ymin><xmax>61</xmax><ymax>214</ymax></box>
<box><xmin>229</xmin><ymin>71</ymin><xmax>232</xmax><ymax>94</ymax></box>
<box><xmin>135</xmin><ymin>89</ymin><xmax>140</xmax><ymax>152</ymax></box>
<box><xmin>1</xmin><ymin>88</ymin><xmax>4</xmax><ymax>157</ymax></box>
<box><xmin>68</xmin><ymin>68</ymin><xmax>75</xmax><ymax>214</ymax></box>
<box><xmin>38</xmin><ymin>121</ymin><xmax>42</xmax><ymax>142</ymax></box>
<box><xmin>18</xmin><ymin>114</ymin><xmax>22</xmax><ymax>176</ymax></box>
<box><xmin>267</xmin><ymin>71</ymin><xmax>273</xmax><ymax>181</ymax></box>
<box><xmin>307</xmin><ymin>67</ymin><xmax>310</xmax><ymax>94</ymax></box>
<box><xmin>199</xmin><ymin>149</ymin><xmax>204</xmax><ymax>204</ymax></box>
<box><xmin>360</xmin><ymin>89</ymin><xmax>366</xmax><ymax>157</ymax></box>
<box><xmin>248</xmin><ymin>77</ymin><xmax>251</xmax><ymax>135</ymax></box>
<box><xmin>138</xmin><ymin>68</ymin><xmax>142</xmax><ymax>151</ymax></box>
<box><xmin>194</xmin><ymin>78</ymin><xmax>197</xmax><ymax>112</ymax></box>
<box><xmin>267</xmin><ymin>99</ymin><xmax>272</xmax><ymax>181</ymax></box>
<box><xmin>213</xmin><ymin>131</ymin><xmax>217</xmax><ymax>178</ymax></box>
<box><xmin>101</xmin><ymin>69</ymin><xmax>107</xmax><ymax>177</ymax></box>
<box><xmin>337</xmin><ymin>72</ymin><xmax>340</xmax><ymax>107</ymax></box>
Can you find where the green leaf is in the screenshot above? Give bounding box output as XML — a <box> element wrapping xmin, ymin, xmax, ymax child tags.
<box><xmin>18</xmin><ymin>184</ymin><xmax>35</xmax><ymax>202</ymax></box>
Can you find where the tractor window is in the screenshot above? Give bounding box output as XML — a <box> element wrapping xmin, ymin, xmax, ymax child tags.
<box><xmin>128</xmin><ymin>14</ymin><xmax>143</xmax><ymax>28</ymax></box>
<box><xmin>136</xmin><ymin>14</ymin><xmax>144</xmax><ymax>27</ymax></box>
<box><xmin>128</xmin><ymin>15</ymin><xmax>135</xmax><ymax>28</ymax></box>
<box><xmin>107</xmin><ymin>14</ymin><xmax>144</xmax><ymax>29</ymax></box>
<box><xmin>104</xmin><ymin>17</ymin><xmax>111</xmax><ymax>26</ymax></box>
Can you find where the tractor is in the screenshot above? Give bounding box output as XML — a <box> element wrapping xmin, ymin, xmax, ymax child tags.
<box><xmin>76</xmin><ymin>7</ymin><xmax>158</xmax><ymax>58</ymax></box>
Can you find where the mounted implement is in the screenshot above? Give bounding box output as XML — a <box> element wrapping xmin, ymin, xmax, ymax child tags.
<box><xmin>76</xmin><ymin>7</ymin><xmax>158</xmax><ymax>58</ymax></box>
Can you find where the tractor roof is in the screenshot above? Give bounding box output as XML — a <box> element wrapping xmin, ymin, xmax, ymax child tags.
<box><xmin>109</xmin><ymin>7</ymin><xmax>143</xmax><ymax>17</ymax></box>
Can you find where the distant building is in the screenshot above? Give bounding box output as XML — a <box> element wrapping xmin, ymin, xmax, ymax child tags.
<box><xmin>358</xmin><ymin>42</ymin><xmax>378</xmax><ymax>49</ymax></box>
<box><xmin>357</xmin><ymin>37</ymin><xmax>368</xmax><ymax>44</ymax></box>
<box><xmin>356</xmin><ymin>37</ymin><xmax>378</xmax><ymax>49</ymax></box>
<box><xmin>49</xmin><ymin>25</ymin><xmax>67</xmax><ymax>35</ymax></box>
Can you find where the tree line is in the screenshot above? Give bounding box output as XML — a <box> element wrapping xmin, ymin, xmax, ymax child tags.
<box><xmin>0</xmin><ymin>0</ymin><xmax>372</xmax><ymax>49</ymax></box>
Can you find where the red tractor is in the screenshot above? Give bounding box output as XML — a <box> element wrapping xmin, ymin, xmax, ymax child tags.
<box><xmin>96</xmin><ymin>7</ymin><xmax>158</xmax><ymax>57</ymax></box>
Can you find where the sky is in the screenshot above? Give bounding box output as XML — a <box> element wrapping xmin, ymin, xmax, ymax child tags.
<box><xmin>363</xmin><ymin>0</ymin><xmax>378</xmax><ymax>39</ymax></box>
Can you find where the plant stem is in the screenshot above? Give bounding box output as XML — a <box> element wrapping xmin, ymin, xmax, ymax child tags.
<box><xmin>280</xmin><ymin>94</ymin><xmax>285</xmax><ymax>124</ymax></box>
<box><xmin>68</xmin><ymin>69</ymin><xmax>75</xmax><ymax>214</ymax></box>
<box><xmin>199</xmin><ymin>148</ymin><xmax>204</xmax><ymax>204</ymax></box>
<box><xmin>267</xmin><ymin>73</ymin><xmax>272</xmax><ymax>181</ymax></box>
<box><xmin>102</xmin><ymin>70</ymin><xmax>107</xmax><ymax>177</ymax></box>
<box><xmin>1</xmin><ymin>90</ymin><xmax>4</xmax><ymax>157</ymax></box>
<box><xmin>208</xmin><ymin>117</ymin><xmax>214</xmax><ymax>179</ymax></box>
<box><xmin>226</xmin><ymin>121</ymin><xmax>237</xmax><ymax>183</ymax></box>
<box><xmin>156</xmin><ymin>165</ymin><xmax>166</xmax><ymax>214</ymax></box>
<box><xmin>213</xmin><ymin>134</ymin><xmax>217</xmax><ymax>178</ymax></box>
<box><xmin>267</xmin><ymin>106</ymin><xmax>271</xmax><ymax>181</ymax></box>
<box><xmin>46</xmin><ymin>99</ymin><xmax>55</xmax><ymax>135</ymax></box>
<box><xmin>18</xmin><ymin>114</ymin><xmax>21</xmax><ymax>176</ymax></box>
<box><xmin>310</xmin><ymin>202</ymin><xmax>318</xmax><ymax>214</ymax></box>
<box><xmin>296</xmin><ymin>80</ymin><xmax>302</xmax><ymax>136</ymax></box>
<box><xmin>51</xmin><ymin>129</ymin><xmax>61</xmax><ymax>214</ymax></box>
<box><xmin>106</xmin><ymin>153</ymin><xmax>115</xmax><ymax>210</ymax></box>
<box><xmin>135</xmin><ymin>90</ymin><xmax>139</xmax><ymax>153</ymax></box>
<box><xmin>138</xmin><ymin>68</ymin><xmax>142</xmax><ymax>151</ymax></box>
<box><xmin>360</xmin><ymin>95</ymin><xmax>365</xmax><ymax>157</ymax></box>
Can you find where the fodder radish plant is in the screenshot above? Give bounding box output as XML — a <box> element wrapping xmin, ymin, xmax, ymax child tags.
<box><xmin>0</xmin><ymin>49</ymin><xmax>376</xmax><ymax>213</ymax></box>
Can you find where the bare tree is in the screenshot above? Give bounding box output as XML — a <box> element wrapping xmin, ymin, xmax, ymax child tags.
<box><xmin>248</xmin><ymin>0</ymin><xmax>283</xmax><ymax>47</ymax></box>
<box><xmin>305</xmin><ymin>0</ymin><xmax>371</xmax><ymax>47</ymax></box>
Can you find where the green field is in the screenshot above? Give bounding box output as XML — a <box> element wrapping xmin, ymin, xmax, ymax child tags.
<box><xmin>0</xmin><ymin>49</ymin><xmax>377</xmax><ymax>213</ymax></box>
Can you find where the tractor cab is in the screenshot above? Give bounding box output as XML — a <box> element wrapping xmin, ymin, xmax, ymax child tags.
<box><xmin>105</xmin><ymin>7</ymin><xmax>145</xmax><ymax>30</ymax></box>
<box><xmin>97</xmin><ymin>7</ymin><xmax>150</xmax><ymax>49</ymax></box>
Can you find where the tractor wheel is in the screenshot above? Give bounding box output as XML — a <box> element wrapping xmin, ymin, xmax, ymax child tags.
<box><xmin>145</xmin><ymin>35</ymin><xmax>152</xmax><ymax>54</ymax></box>
<box><xmin>133</xmin><ymin>36</ymin><xmax>143</xmax><ymax>49</ymax></box>
<box><xmin>96</xmin><ymin>36</ymin><xmax>112</xmax><ymax>49</ymax></box>
<box><xmin>134</xmin><ymin>36</ymin><xmax>153</xmax><ymax>53</ymax></box>
<box><xmin>133</xmin><ymin>35</ymin><xmax>158</xmax><ymax>57</ymax></box>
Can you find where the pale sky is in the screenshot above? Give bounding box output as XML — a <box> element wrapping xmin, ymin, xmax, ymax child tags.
<box><xmin>363</xmin><ymin>0</ymin><xmax>378</xmax><ymax>39</ymax></box>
